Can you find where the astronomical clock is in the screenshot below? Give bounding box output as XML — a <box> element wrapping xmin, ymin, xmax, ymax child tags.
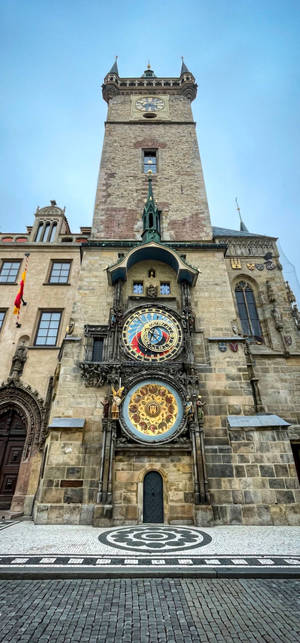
<box><xmin>122</xmin><ymin>306</ymin><xmax>183</xmax><ymax>362</ymax></box>
<box><xmin>120</xmin><ymin>306</ymin><xmax>186</xmax><ymax>444</ymax></box>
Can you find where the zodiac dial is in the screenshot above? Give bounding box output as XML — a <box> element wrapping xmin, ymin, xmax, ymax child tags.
<box><xmin>122</xmin><ymin>380</ymin><xmax>184</xmax><ymax>443</ymax></box>
<box><xmin>135</xmin><ymin>97</ymin><xmax>165</xmax><ymax>112</ymax></box>
<box><xmin>122</xmin><ymin>307</ymin><xmax>183</xmax><ymax>362</ymax></box>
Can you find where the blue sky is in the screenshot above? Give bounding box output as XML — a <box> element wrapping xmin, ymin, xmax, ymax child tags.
<box><xmin>1</xmin><ymin>0</ymin><xmax>300</xmax><ymax>295</ymax></box>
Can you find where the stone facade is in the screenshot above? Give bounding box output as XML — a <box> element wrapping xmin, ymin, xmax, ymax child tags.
<box><xmin>0</xmin><ymin>203</ymin><xmax>88</xmax><ymax>515</ymax></box>
<box><xmin>1</xmin><ymin>62</ymin><xmax>300</xmax><ymax>525</ymax></box>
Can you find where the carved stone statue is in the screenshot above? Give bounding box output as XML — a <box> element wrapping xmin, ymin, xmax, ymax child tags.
<box><xmin>291</xmin><ymin>304</ymin><xmax>300</xmax><ymax>330</ymax></box>
<box><xmin>266</xmin><ymin>280</ymin><xmax>276</xmax><ymax>303</ymax></box>
<box><xmin>271</xmin><ymin>305</ymin><xmax>283</xmax><ymax>330</ymax></box>
<box><xmin>184</xmin><ymin>397</ymin><xmax>193</xmax><ymax>423</ymax></box>
<box><xmin>196</xmin><ymin>395</ymin><xmax>205</xmax><ymax>423</ymax></box>
<box><xmin>286</xmin><ymin>281</ymin><xmax>296</xmax><ymax>304</ymax></box>
<box><xmin>101</xmin><ymin>396</ymin><xmax>110</xmax><ymax>418</ymax></box>
<box><xmin>232</xmin><ymin>323</ymin><xmax>239</xmax><ymax>335</ymax></box>
<box><xmin>10</xmin><ymin>342</ymin><xmax>27</xmax><ymax>380</ymax></box>
<box><xmin>111</xmin><ymin>385</ymin><xmax>124</xmax><ymax>419</ymax></box>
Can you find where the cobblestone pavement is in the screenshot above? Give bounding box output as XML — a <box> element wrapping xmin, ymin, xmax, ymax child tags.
<box><xmin>0</xmin><ymin>578</ymin><xmax>299</xmax><ymax>642</ymax></box>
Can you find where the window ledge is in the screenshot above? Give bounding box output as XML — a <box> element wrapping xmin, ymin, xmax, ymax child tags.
<box><xmin>28</xmin><ymin>345</ymin><xmax>60</xmax><ymax>350</ymax></box>
<box><xmin>0</xmin><ymin>282</ymin><xmax>18</xmax><ymax>286</ymax></box>
<box><xmin>129</xmin><ymin>295</ymin><xmax>177</xmax><ymax>301</ymax></box>
<box><xmin>43</xmin><ymin>282</ymin><xmax>71</xmax><ymax>286</ymax></box>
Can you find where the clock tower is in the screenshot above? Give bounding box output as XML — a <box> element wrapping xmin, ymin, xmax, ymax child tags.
<box><xmin>93</xmin><ymin>60</ymin><xmax>212</xmax><ymax>242</ymax></box>
<box><xmin>34</xmin><ymin>60</ymin><xmax>300</xmax><ymax>528</ymax></box>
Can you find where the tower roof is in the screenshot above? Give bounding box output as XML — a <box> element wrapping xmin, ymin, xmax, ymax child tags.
<box><xmin>108</xmin><ymin>58</ymin><xmax>119</xmax><ymax>75</ymax></box>
<box><xmin>180</xmin><ymin>58</ymin><xmax>190</xmax><ymax>75</ymax></box>
<box><xmin>102</xmin><ymin>62</ymin><xmax>197</xmax><ymax>102</ymax></box>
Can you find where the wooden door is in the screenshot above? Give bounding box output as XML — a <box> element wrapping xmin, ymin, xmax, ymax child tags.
<box><xmin>143</xmin><ymin>471</ymin><xmax>164</xmax><ymax>523</ymax></box>
<box><xmin>0</xmin><ymin>409</ymin><xmax>26</xmax><ymax>509</ymax></box>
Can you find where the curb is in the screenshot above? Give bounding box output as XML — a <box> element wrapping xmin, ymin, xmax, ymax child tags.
<box><xmin>0</xmin><ymin>566</ymin><xmax>300</xmax><ymax>580</ymax></box>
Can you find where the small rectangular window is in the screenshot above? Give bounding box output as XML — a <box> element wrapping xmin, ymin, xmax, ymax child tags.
<box><xmin>160</xmin><ymin>282</ymin><xmax>170</xmax><ymax>295</ymax></box>
<box><xmin>92</xmin><ymin>338</ymin><xmax>104</xmax><ymax>362</ymax></box>
<box><xmin>49</xmin><ymin>261</ymin><xmax>71</xmax><ymax>284</ymax></box>
<box><xmin>0</xmin><ymin>261</ymin><xmax>21</xmax><ymax>283</ymax></box>
<box><xmin>0</xmin><ymin>310</ymin><xmax>6</xmax><ymax>330</ymax></box>
<box><xmin>133</xmin><ymin>281</ymin><xmax>143</xmax><ymax>294</ymax></box>
<box><xmin>35</xmin><ymin>311</ymin><xmax>62</xmax><ymax>346</ymax></box>
<box><xmin>144</xmin><ymin>151</ymin><xmax>157</xmax><ymax>174</ymax></box>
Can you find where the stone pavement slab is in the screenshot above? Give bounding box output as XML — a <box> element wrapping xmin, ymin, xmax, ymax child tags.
<box><xmin>0</xmin><ymin>521</ymin><xmax>299</xmax><ymax>578</ymax></box>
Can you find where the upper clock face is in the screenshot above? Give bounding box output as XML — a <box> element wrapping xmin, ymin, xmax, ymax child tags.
<box><xmin>135</xmin><ymin>97</ymin><xmax>165</xmax><ymax>112</ymax></box>
<box><xmin>122</xmin><ymin>307</ymin><xmax>183</xmax><ymax>362</ymax></box>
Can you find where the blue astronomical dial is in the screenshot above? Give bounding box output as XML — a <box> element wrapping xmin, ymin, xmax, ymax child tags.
<box><xmin>122</xmin><ymin>306</ymin><xmax>183</xmax><ymax>362</ymax></box>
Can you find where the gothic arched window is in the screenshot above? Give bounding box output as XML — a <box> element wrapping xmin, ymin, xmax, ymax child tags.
<box><xmin>235</xmin><ymin>281</ymin><xmax>262</xmax><ymax>339</ymax></box>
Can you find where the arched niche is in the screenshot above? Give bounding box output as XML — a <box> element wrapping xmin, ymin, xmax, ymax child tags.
<box><xmin>0</xmin><ymin>380</ymin><xmax>47</xmax><ymax>513</ymax></box>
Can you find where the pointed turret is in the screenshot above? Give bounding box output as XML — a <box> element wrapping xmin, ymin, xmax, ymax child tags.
<box><xmin>180</xmin><ymin>57</ymin><xmax>190</xmax><ymax>75</ymax></box>
<box><xmin>108</xmin><ymin>57</ymin><xmax>119</xmax><ymax>76</ymax></box>
<box><xmin>142</xmin><ymin>172</ymin><xmax>161</xmax><ymax>242</ymax></box>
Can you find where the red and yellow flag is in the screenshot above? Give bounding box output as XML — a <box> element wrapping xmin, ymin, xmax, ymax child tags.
<box><xmin>13</xmin><ymin>253</ymin><xmax>30</xmax><ymax>326</ymax></box>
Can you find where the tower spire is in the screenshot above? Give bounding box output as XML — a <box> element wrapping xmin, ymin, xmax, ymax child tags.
<box><xmin>142</xmin><ymin>172</ymin><xmax>161</xmax><ymax>243</ymax></box>
<box><xmin>108</xmin><ymin>56</ymin><xmax>119</xmax><ymax>75</ymax></box>
<box><xmin>235</xmin><ymin>197</ymin><xmax>249</xmax><ymax>232</ymax></box>
<box><xmin>180</xmin><ymin>56</ymin><xmax>190</xmax><ymax>75</ymax></box>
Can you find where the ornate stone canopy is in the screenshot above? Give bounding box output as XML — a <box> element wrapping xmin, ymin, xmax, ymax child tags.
<box><xmin>107</xmin><ymin>241</ymin><xmax>198</xmax><ymax>286</ymax></box>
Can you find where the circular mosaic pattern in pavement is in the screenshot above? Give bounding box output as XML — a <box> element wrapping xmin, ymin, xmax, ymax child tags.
<box><xmin>98</xmin><ymin>526</ymin><xmax>212</xmax><ymax>552</ymax></box>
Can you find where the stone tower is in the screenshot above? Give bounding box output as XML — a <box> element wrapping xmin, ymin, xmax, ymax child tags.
<box><xmin>92</xmin><ymin>60</ymin><xmax>212</xmax><ymax>241</ymax></box>
<box><xmin>33</xmin><ymin>61</ymin><xmax>300</xmax><ymax>527</ymax></box>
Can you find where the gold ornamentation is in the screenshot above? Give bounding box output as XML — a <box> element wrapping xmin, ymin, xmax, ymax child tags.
<box><xmin>128</xmin><ymin>383</ymin><xmax>177</xmax><ymax>436</ymax></box>
<box><xmin>231</xmin><ymin>258</ymin><xmax>241</xmax><ymax>269</ymax></box>
<box><xmin>111</xmin><ymin>385</ymin><xmax>124</xmax><ymax>419</ymax></box>
<box><xmin>247</xmin><ymin>263</ymin><xmax>255</xmax><ymax>271</ymax></box>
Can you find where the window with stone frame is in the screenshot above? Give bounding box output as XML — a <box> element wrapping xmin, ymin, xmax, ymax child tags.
<box><xmin>83</xmin><ymin>325</ymin><xmax>108</xmax><ymax>362</ymax></box>
<box><xmin>35</xmin><ymin>311</ymin><xmax>62</xmax><ymax>346</ymax></box>
<box><xmin>0</xmin><ymin>260</ymin><xmax>21</xmax><ymax>283</ymax></box>
<box><xmin>143</xmin><ymin>150</ymin><xmax>157</xmax><ymax>174</ymax></box>
<box><xmin>0</xmin><ymin>310</ymin><xmax>6</xmax><ymax>331</ymax></box>
<box><xmin>48</xmin><ymin>261</ymin><xmax>71</xmax><ymax>284</ymax></box>
<box><xmin>133</xmin><ymin>281</ymin><xmax>144</xmax><ymax>294</ymax></box>
<box><xmin>235</xmin><ymin>281</ymin><xmax>263</xmax><ymax>339</ymax></box>
<box><xmin>160</xmin><ymin>282</ymin><xmax>171</xmax><ymax>295</ymax></box>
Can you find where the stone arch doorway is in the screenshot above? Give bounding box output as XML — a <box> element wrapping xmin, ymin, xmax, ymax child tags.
<box><xmin>143</xmin><ymin>471</ymin><xmax>164</xmax><ymax>523</ymax></box>
<box><xmin>0</xmin><ymin>407</ymin><xmax>27</xmax><ymax>509</ymax></box>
